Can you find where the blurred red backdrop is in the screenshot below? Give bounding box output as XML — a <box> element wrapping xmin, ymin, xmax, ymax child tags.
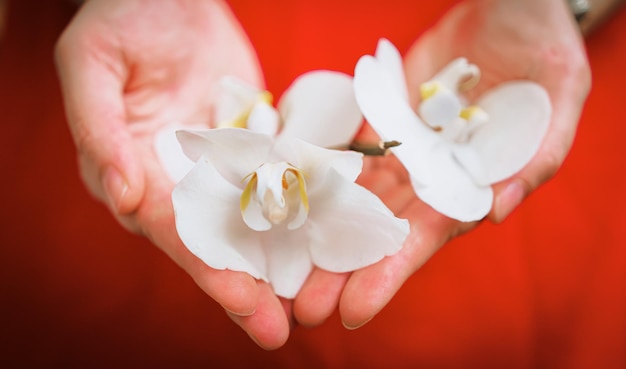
<box><xmin>1</xmin><ymin>0</ymin><xmax>625</xmax><ymax>368</ymax></box>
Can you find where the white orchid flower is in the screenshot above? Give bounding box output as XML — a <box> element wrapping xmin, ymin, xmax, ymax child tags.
<box><xmin>153</xmin><ymin>70</ymin><xmax>409</xmax><ymax>298</ymax></box>
<box><xmin>156</xmin><ymin>70</ymin><xmax>363</xmax><ymax>183</ymax></box>
<box><xmin>170</xmin><ymin>128</ymin><xmax>409</xmax><ymax>298</ymax></box>
<box><xmin>353</xmin><ymin>39</ymin><xmax>552</xmax><ymax>222</ymax></box>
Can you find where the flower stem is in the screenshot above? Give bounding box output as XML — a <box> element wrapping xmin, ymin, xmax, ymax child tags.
<box><xmin>349</xmin><ymin>140</ymin><xmax>402</xmax><ymax>156</ymax></box>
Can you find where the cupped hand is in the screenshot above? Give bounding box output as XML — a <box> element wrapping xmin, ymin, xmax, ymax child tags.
<box><xmin>55</xmin><ymin>0</ymin><xmax>290</xmax><ymax>349</ymax></box>
<box><xmin>294</xmin><ymin>0</ymin><xmax>591</xmax><ymax>329</ymax></box>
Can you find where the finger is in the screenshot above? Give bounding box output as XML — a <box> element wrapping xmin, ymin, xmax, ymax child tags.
<box><xmin>293</xmin><ymin>269</ymin><xmax>350</xmax><ymax>327</ymax></box>
<box><xmin>189</xmin><ymin>258</ymin><xmax>261</xmax><ymax>317</ymax></box>
<box><xmin>339</xmin><ymin>202</ymin><xmax>472</xmax><ymax>329</ymax></box>
<box><xmin>227</xmin><ymin>281</ymin><xmax>291</xmax><ymax>350</ymax></box>
<box><xmin>126</xmin><ymin>172</ymin><xmax>272</xmax><ymax>346</ymax></box>
<box><xmin>131</xmin><ymin>183</ymin><xmax>261</xmax><ymax>317</ymax></box>
<box><xmin>55</xmin><ymin>18</ymin><xmax>144</xmax><ymax>221</ymax></box>
<box><xmin>149</xmin><ymin>216</ymin><xmax>268</xmax><ymax>338</ymax></box>
<box><xmin>293</xmin><ymin>151</ymin><xmax>412</xmax><ymax>327</ymax></box>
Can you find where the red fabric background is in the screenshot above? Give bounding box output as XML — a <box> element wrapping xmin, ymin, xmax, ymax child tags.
<box><xmin>1</xmin><ymin>0</ymin><xmax>625</xmax><ymax>368</ymax></box>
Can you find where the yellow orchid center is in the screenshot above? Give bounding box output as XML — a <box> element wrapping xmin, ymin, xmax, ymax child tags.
<box><xmin>221</xmin><ymin>90</ymin><xmax>275</xmax><ymax>129</ymax></box>
<box><xmin>417</xmin><ymin>82</ymin><xmax>489</xmax><ymax>143</ymax></box>
<box><xmin>459</xmin><ymin>105</ymin><xmax>482</xmax><ymax>121</ymax></box>
<box><xmin>420</xmin><ymin>81</ymin><xmax>443</xmax><ymax>101</ymax></box>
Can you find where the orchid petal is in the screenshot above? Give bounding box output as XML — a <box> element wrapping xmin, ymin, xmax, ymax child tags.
<box><xmin>430</xmin><ymin>58</ymin><xmax>480</xmax><ymax>92</ymax></box>
<box><xmin>418</xmin><ymin>86</ymin><xmax>463</xmax><ymax>129</ymax></box>
<box><xmin>413</xmin><ymin>142</ymin><xmax>493</xmax><ymax>222</ymax></box>
<box><xmin>154</xmin><ymin>123</ymin><xmax>203</xmax><ymax>183</ymax></box>
<box><xmin>374</xmin><ymin>38</ymin><xmax>409</xmax><ymax>102</ymax></box>
<box><xmin>458</xmin><ymin>81</ymin><xmax>551</xmax><ymax>185</ymax></box>
<box><xmin>176</xmin><ymin>128</ymin><xmax>273</xmax><ymax>185</ymax></box>
<box><xmin>286</xmin><ymin>196</ymin><xmax>308</xmax><ymax>231</ymax></box>
<box><xmin>172</xmin><ymin>157</ymin><xmax>267</xmax><ymax>280</ymax></box>
<box><xmin>240</xmin><ymin>174</ymin><xmax>272</xmax><ymax>231</ymax></box>
<box><xmin>281</xmin><ymin>137</ymin><xmax>363</xmax><ymax>189</ymax></box>
<box><xmin>286</xmin><ymin>168</ymin><xmax>309</xmax><ymax>230</ymax></box>
<box><xmin>247</xmin><ymin>102</ymin><xmax>280</xmax><ymax>136</ymax></box>
<box><xmin>261</xmin><ymin>230</ymin><xmax>314</xmax><ymax>299</ymax></box>
<box><xmin>277</xmin><ymin>70</ymin><xmax>362</xmax><ymax>148</ymax></box>
<box><xmin>353</xmin><ymin>55</ymin><xmax>439</xmax><ymax>186</ymax></box>
<box><xmin>307</xmin><ymin>169</ymin><xmax>408</xmax><ymax>272</ymax></box>
<box><xmin>215</xmin><ymin>76</ymin><xmax>261</xmax><ymax>128</ymax></box>
<box><xmin>457</xmin><ymin>106</ymin><xmax>489</xmax><ymax>142</ymax></box>
<box><xmin>450</xmin><ymin>144</ymin><xmax>489</xmax><ymax>184</ymax></box>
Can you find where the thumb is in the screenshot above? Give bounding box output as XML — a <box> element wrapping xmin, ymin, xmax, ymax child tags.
<box><xmin>55</xmin><ymin>27</ymin><xmax>144</xmax><ymax>224</ymax></box>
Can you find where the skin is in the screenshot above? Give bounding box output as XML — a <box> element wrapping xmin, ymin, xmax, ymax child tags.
<box><xmin>56</xmin><ymin>0</ymin><xmax>593</xmax><ymax>349</ymax></box>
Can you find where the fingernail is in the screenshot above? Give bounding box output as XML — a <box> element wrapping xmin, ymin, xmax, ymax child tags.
<box><xmin>495</xmin><ymin>180</ymin><xmax>525</xmax><ymax>222</ymax></box>
<box><xmin>102</xmin><ymin>166</ymin><xmax>128</xmax><ymax>213</ymax></box>
<box><xmin>342</xmin><ymin>315</ymin><xmax>374</xmax><ymax>331</ymax></box>
<box><xmin>224</xmin><ymin>306</ymin><xmax>256</xmax><ymax>317</ymax></box>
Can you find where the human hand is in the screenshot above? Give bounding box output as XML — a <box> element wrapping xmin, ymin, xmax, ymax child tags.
<box><xmin>293</xmin><ymin>0</ymin><xmax>591</xmax><ymax>329</ymax></box>
<box><xmin>55</xmin><ymin>0</ymin><xmax>292</xmax><ymax>349</ymax></box>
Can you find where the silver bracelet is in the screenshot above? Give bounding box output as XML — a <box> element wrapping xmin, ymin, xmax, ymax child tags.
<box><xmin>568</xmin><ymin>0</ymin><xmax>591</xmax><ymax>22</ymax></box>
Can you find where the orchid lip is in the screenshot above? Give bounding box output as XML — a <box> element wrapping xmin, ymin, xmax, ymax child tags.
<box><xmin>240</xmin><ymin>162</ymin><xmax>309</xmax><ymax>231</ymax></box>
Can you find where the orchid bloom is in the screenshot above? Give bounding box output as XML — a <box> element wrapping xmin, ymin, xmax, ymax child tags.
<box><xmin>170</xmin><ymin>128</ymin><xmax>409</xmax><ymax>298</ymax></box>
<box><xmin>156</xmin><ymin>71</ymin><xmax>363</xmax><ymax>183</ymax></box>
<box><xmin>153</xmin><ymin>71</ymin><xmax>409</xmax><ymax>298</ymax></box>
<box><xmin>353</xmin><ymin>39</ymin><xmax>552</xmax><ymax>222</ymax></box>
